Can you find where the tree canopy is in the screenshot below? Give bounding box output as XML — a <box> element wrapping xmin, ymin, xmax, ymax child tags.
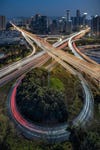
<box><xmin>16</xmin><ymin>68</ymin><xmax>68</xmax><ymax>125</ymax></box>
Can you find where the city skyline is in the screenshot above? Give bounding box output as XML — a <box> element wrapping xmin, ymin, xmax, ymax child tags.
<box><xmin>0</xmin><ymin>0</ymin><xmax>100</xmax><ymax>18</ymax></box>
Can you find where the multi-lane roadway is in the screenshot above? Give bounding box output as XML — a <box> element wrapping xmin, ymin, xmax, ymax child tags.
<box><xmin>5</xmin><ymin>23</ymin><xmax>98</xmax><ymax>142</ymax></box>
<box><xmin>0</xmin><ymin>36</ymin><xmax>36</xmax><ymax>79</ymax></box>
<box><xmin>11</xmin><ymin>23</ymin><xmax>100</xmax><ymax>85</ymax></box>
<box><xmin>0</xmin><ymin>52</ymin><xmax>50</xmax><ymax>87</ymax></box>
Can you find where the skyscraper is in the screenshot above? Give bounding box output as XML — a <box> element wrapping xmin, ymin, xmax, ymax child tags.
<box><xmin>66</xmin><ymin>10</ymin><xmax>71</xmax><ymax>22</ymax></box>
<box><xmin>76</xmin><ymin>9</ymin><xmax>81</xmax><ymax>31</ymax></box>
<box><xmin>91</xmin><ymin>16</ymin><xmax>100</xmax><ymax>36</ymax></box>
<box><xmin>82</xmin><ymin>13</ymin><xmax>88</xmax><ymax>26</ymax></box>
<box><xmin>0</xmin><ymin>15</ymin><xmax>6</xmax><ymax>30</ymax></box>
<box><xmin>66</xmin><ymin>10</ymin><xmax>72</xmax><ymax>34</ymax></box>
<box><xmin>30</xmin><ymin>14</ymin><xmax>48</xmax><ymax>34</ymax></box>
<box><xmin>76</xmin><ymin>9</ymin><xmax>81</xmax><ymax>18</ymax></box>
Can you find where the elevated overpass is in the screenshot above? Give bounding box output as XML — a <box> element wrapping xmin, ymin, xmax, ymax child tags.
<box><xmin>7</xmin><ymin>23</ymin><xmax>96</xmax><ymax>142</ymax></box>
<box><xmin>11</xmin><ymin>23</ymin><xmax>100</xmax><ymax>86</ymax></box>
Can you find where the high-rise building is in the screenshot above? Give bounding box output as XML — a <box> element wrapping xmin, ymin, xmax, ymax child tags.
<box><xmin>72</xmin><ymin>10</ymin><xmax>88</xmax><ymax>31</ymax></box>
<box><xmin>0</xmin><ymin>15</ymin><xmax>6</xmax><ymax>30</ymax></box>
<box><xmin>82</xmin><ymin>13</ymin><xmax>88</xmax><ymax>26</ymax></box>
<box><xmin>76</xmin><ymin>9</ymin><xmax>81</xmax><ymax>31</ymax></box>
<box><xmin>66</xmin><ymin>10</ymin><xmax>71</xmax><ymax>22</ymax></box>
<box><xmin>66</xmin><ymin>10</ymin><xmax>72</xmax><ymax>34</ymax></box>
<box><xmin>30</xmin><ymin>14</ymin><xmax>48</xmax><ymax>34</ymax></box>
<box><xmin>40</xmin><ymin>16</ymin><xmax>48</xmax><ymax>33</ymax></box>
<box><xmin>66</xmin><ymin>21</ymin><xmax>72</xmax><ymax>34</ymax></box>
<box><xmin>58</xmin><ymin>17</ymin><xmax>66</xmax><ymax>34</ymax></box>
<box><xmin>76</xmin><ymin>9</ymin><xmax>81</xmax><ymax>18</ymax></box>
<box><xmin>49</xmin><ymin>19</ymin><xmax>59</xmax><ymax>34</ymax></box>
<box><xmin>91</xmin><ymin>16</ymin><xmax>100</xmax><ymax>36</ymax></box>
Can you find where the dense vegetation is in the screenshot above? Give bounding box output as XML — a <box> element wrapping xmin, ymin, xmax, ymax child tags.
<box><xmin>47</xmin><ymin>38</ymin><xmax>59</xmax><ymax>44</ymax></box>
<box><xmin>16</xmin><ymin>68</ymin><xmax>68</xmax><ymax>124</ymax></box>
<box><xmin>0</xmin><ymin>67</ymin><xmax>99</xmax><ymax>149</ymax></box>
<box><xmin>0</xmin><ymin>82</ymin><xmax>99</xmax><ymax>150</ymax></box>
<box><xmin>0</xmin><ymin>44</ymin><xmax>31</xmax><ymax>68</ymax></box>
<box><xmin>51</xmin><ymin>65</ymin><xmax>83</xmax><ymax>121</ymax></box>
<box><xmin>68</xmin><ymin>124</ymin><xmax>100</xmax><ymax>150</ymax></box>
<box><xmin>76</xmin><ymin>38</ymin><xmax>100</xmax><ymax>46</ymax></box>
<box><xmin>16</xmin><ymin>66</ymin><xmax>84</xmax><ymax>124</ymax></box>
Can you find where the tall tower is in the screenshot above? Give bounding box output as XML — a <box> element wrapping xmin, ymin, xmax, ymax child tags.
<box><xmin>0</xmin><ymin>16</ymin><xmax>6</xmax><ymax>30</ymax></box>
<box><xmin>66</xmin><ymin>10</ymin><xmax>70</xmax><ymax>22</ymax></box>
<box><xmin>76</xmin><ymin>9</ymin><xmax>81</xmax><ymax>31</ymax></box>
<box><xmin>66</xmin><ymin>10</ymin><xmax>72</xmax><ymax>34</ymax></box>
<box><xmin>92</xmin><ymin>16</ymin><xmax>100</xmax><ymax>36</ymax></box>
<box><xmin>83</xmin><ymin>13</ymin><xmax>87</xmax><ymax>26</ymax></box>
<box><xmin>76</xmin><ymin>9</ymin><xmax>81</xmax><ymax>17</ymax></box>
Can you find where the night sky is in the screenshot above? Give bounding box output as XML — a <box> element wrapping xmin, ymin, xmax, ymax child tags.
<box><xmin>0</xmin><ymin>0</ymin><xmax>100</xmax><ymax>18</ymax></box>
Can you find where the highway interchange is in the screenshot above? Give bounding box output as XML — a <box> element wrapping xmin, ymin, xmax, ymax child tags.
<box><xmin>1</xmin><ymin>23</ymin><xmax>99</xmax><ymax>142</ymax></box>
<box><xmin>11</xmin><ymin>24</ymin><xmax>100</xmax><ymax>84</ymax></box>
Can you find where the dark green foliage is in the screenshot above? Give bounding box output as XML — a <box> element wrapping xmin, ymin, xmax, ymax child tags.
<box><xmin>16</xmin><ymin>68</ymin><xmax>68</xmax><ymax>124</ymax></box>
<box><xmin>51</xmin><ymin>66</ymin><xmax>83</xmax><ymax>120</ymax></box>
<box><xmin>0</xmin><ymin>44</ymin><xmax>31</xmax><ymax>67</ymax></box>
<box><xmin>76</xmin><ymin>38</ymin><xmax>100</xmax><ymax>46</ymax></box>
<box><xmin>68</xmin><ymin>126</ymin><xmax>100</xmax><ymax>150</ymax></box>
<box><xmin>0</xmin><ymin>67</ymin><xmax>99</xmax><ymax>149</ymax></box>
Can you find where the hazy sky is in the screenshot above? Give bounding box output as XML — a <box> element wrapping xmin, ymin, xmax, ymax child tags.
<box><xmin>0</xmin><ymin>0</ymin><xmax>100</xmax><ymax>18</ymax></box>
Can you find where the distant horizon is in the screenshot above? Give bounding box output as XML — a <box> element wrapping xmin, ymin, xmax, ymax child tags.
<box><xmin>2</xmin><ymin>13</ymin><xmax>100</xmax><ymax>21</ymax></box>
<box><xmin>1</xmin><ymin>10</ymin><xmax>100</xmax><ymax>19</ymax></box>
<box><xmin>0</xmin><ymin>0</ymin><xmax>100</xmax><ymax>18</ymax></box>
